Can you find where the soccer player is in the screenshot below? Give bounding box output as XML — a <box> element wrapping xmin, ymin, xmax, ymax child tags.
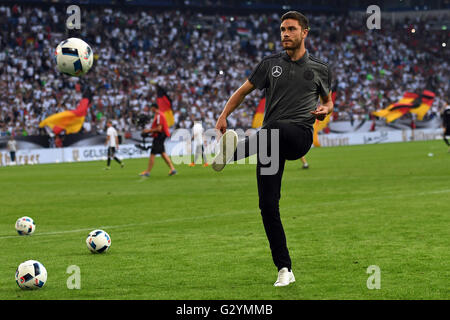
<box><xmin>139</xmin><ymin>104</ymin><xmax>177</xmax><ymax>177</ymax></box>
<box><xmin>300</xmin><ymin>156</ymin><xmax>309</xmax><ymax>169</ymax></box>
<box><xmin>212</xmin><ymin>11</ymin><xmax>333</xmax><ymax>286</ymax></box>
<box><xmin>105</xmin><ymin>120</ymin><xmax>124</xmax><ymax>170</ymax></box>
<box><xmin>442</xmin><ymin>104</ymin><xmax>450</xmax><ymax>152</ymax></box>
<box><xmin>189</xmin><ymin>121</ymin><xmax>209</xmax><ymax>167</ymax></box>
<box><xmin>7</xmin><ymin>135</ymin><xmax>17</xmax><ymax>165</ymax></box>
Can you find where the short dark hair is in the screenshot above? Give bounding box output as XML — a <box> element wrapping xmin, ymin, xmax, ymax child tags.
<box><xmin>281</xmin><ymin>11</ymin><xmax>309</xmax><ymax>31</ymax></box>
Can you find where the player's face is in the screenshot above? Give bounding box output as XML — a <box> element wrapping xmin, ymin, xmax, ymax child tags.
<box><xmin>280</xmin><ymin>19</ymin><xmax>307</xmax><ymax>50</ymax></box>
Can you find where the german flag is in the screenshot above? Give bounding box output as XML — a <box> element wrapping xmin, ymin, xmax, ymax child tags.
<box><xmin>372</xmin><ymin>90</ymin><xmax>435</xmax><ymax>123</ymax></box>
<box><xmin>251</xmin><ymin>97</ymin><xmax>266</xmax><ymax>128</ymax></box>
<box><xmin>156</xmin><ymin>85</ymin><xmax>174</xmax><ymax>127</ymax></box>
<box><xmin>39</xmin><ymin>97</ymin><xmax>90</xmax><ymax>135</ymax></box>
<box><xmin>409</xmin><ymin>90</ymin><xmax>435</xmax><ymax>120</ymax></box>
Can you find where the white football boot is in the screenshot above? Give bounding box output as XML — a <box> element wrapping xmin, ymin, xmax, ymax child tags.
<box><xmin>211</xmin><ymin>130</ymin><xmax>238</xmax><ymax>172</ymax></box>
<box><xmin>274</xmin><ymin>267</ymin><xmax>295</xmax><ymax>287</ymax></box>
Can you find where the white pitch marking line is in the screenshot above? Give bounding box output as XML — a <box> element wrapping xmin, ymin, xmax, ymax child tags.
<box><xmin>0</xmin><ymin>189</ymin><xmax>448</xmax><ymax>240</ymax></box>
<box><xmin>0</xmin><ymin>211</ymin><xmax>248</xmax><ymax>240</ymax></box>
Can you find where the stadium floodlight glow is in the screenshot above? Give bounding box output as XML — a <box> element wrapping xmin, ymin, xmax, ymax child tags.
<box><xmin>443</xmin><ymin>43</ymin><xmax>447</xmax><ymax>48</ymax></box>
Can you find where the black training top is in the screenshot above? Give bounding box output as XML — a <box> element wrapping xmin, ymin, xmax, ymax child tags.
<box><xmin>248</xmin><ymin>50</ymin><xmax>332</xmax><ymax>132</ymax></box>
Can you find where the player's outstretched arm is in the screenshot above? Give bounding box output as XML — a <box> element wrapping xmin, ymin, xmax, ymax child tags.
<box><xmin>216</xmin><ymin>80</ymin><xmax>255</xmax><ymax>134</ymax></box>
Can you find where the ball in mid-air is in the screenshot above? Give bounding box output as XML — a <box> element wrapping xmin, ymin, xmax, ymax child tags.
<box><xmin>86</xmin><ymin>229</ymin><xmax>111</xmax><ymax>253</ymax></box>
<box><xmin>15</xmin><ymin>260</ymin><xmax>47</xmax><ymax>290</ymax></box>
<box><xmin>55</xmin><ymin>37</ymin><xmax>93</xmax><ymax>77</ymax></box>
<box><xmin>15</xmin><ymin>216</ymin><xmax>35</xmax><ymax>235</ymax></box>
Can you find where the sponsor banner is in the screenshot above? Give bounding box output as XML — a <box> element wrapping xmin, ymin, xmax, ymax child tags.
<box><xmin>65</xmin><ymin>144</ymin><xmax>151</xmax><ymax>162</ymax></box>
<box><xmin>316</xmin><ymin>128</ymin><xmax>443</xmax><ymax>147</ymax></box>
<box><xmin>0</xmin><ymin>144</ymin><xmax>150</xmax><ymax>166</ymax></box>
<box><xmin>0</xmin><ymin>148</ymin><xmax>46</xmax><ymax>166</ymax></box>
<box><xmin>0</xmin><ymin>118</ymin><xmax>443</xmax><ymax>151</ymax></box>
<box><xmin>0</xmin><ymin>128</ymin><xmax>444</xmax><ymax>166</ymax></box>
<box><xmin>325</xmin><ymin>117</ymin><xmax>441</xmax><ymax>133</ymax></box>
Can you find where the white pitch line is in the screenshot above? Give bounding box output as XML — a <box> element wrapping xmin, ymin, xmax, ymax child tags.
<box><xmin>0</xmin><ymin>189</ymin><xmax>448</xmax><ymax>240</ymax></box>
<box><xmin>0</xmin><ymin>211</ymin><xmax>249</xmax><ymax>240</ymax></box>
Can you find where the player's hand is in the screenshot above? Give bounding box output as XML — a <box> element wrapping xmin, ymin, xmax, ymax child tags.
<box><xmin>215</xmin><ymin>115</ymin><xmax>227</xmax><ymax>136</ymax></box>
<box><xmin>310</xmin><ymin>105</ymin><xmax>330</xmax><ymax>121</ymax></box>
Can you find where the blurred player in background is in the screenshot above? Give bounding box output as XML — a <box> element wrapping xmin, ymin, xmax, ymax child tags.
<box><xmin>190</xmin><ymin>121</ymin><xmax>209</xmax><ymax>167</ymax></box>
<box><xmin>442</xmin><ymin>104</ymin><xmax>450</xmax><ymax>152</ymax></box>
<box><xmin>105</xmin><ymin>120</ymin><xmax>124</xmax><ymax>170</ymax></box>
<box><xmin>139</xmin><ymin>104</ymin><xmax>177</xmax><ymax>177</ymax></box>
<box><xmin>212</xmin><ymin>11</ymin><xmax>333</xmax><ymax>286</ymax></box>
<box><xmin>300</xmin><ymin>156</ymin><xmax>309</xmax><ymax>169</ymax></box>
<box><xmin>7</xmin><ymin>135</ymin><xmax>17</xmax><ymax>165</ymax></box>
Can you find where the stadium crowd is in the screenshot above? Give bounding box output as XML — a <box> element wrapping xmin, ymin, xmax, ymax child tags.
<box><xmin>0</xmin><ymin>4</ymin><xmax>449</xmax><ymax>137</ymax></box>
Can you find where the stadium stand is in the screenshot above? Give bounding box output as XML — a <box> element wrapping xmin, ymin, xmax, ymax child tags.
<box><xmin>0</xmin><ymin>1</ymin><xmax>448</xmax><ymax>137</ymax></box>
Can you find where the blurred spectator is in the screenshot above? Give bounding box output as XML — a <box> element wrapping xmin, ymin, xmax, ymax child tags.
<box><xmin>7</xmin><ymin>134</ymin><xmax>17</xmax><ymax>164</ymax></box>
<box><xmin>55</xmin><ymin>135</ymin><xmax>63</xmax><ymax>148</ymax></box>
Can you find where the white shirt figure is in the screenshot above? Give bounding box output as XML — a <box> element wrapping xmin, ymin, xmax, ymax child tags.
<box><xmin>7</xmin><ymin>139</ymin><xmax>17</xmax><ymax>152</ymax></box>
<box><xmin>191</xmin><ymin>121</ymin><xmax>208</xmax><ymax>165</ymax></box>
<box><xmin>106</xmin><ymin>126</ymin><xmax>118</xmax><ymax>148</ymax></box>
<box><xmin>192</xmin><ymin>121</ymin><xmax>204</xmax><ymax>146</ymax></box>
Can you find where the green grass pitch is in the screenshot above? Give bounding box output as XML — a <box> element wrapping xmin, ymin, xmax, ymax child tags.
<box><xmin>0</xmin><ymin>140</ymin><xmax>448</xmax><ymax>300</ymax></box>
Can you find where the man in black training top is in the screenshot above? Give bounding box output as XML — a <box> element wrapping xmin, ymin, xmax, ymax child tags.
<box><xmin>212</xmin><ymin>11</ymin><xmax>333</xmax><ymax>286</ymax></box>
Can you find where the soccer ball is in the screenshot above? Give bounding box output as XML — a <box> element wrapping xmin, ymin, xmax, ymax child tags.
<box><xmin>54</xmin><ymin>37</ymin><xmax>93</xmax><ymax>77</ymax></box>
<box><xmin>15</xmin><ymin>260</ymin><xmax>47</xmax><ymax>290</ymax></box>
<box><xmin>86</xmin><ymin>229</ymin><xmax>111</xmax><ymax>253</ymax></box>
<box><xmin>15</xmin><ymin>216</ymin><xmax>35</xmax><ymax>235</ymax></box>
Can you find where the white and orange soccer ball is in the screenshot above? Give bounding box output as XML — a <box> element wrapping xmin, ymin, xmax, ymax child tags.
<box><xmin>55</xmin><ymin>37</ymin><xmax>93</xmax><ymax>77</ymax></box>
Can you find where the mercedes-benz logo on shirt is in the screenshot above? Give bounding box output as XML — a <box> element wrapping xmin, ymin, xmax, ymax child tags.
<box><xmin>271</xmin><ymin>66</ymin><xmax>283</xmax><ymax>78</ymax></box>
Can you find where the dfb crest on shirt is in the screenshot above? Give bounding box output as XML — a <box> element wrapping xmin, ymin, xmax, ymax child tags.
<box><xmin>303</xmin><ymin>69</ymin><xmax>314</xmax><ymax>81</ymax></box>
<box><xmin>271</xmin><ymin>66</ymin><xmax>283</xmax><ymax>78</ymax></box>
